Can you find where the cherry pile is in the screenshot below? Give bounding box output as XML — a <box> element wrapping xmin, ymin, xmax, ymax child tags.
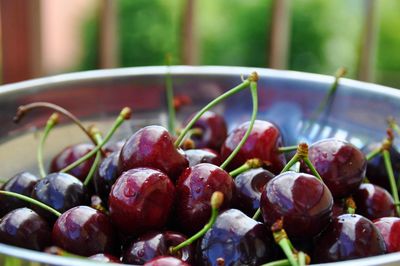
<box><xmin>0</xmin><ymin>70</ymin><xmax>399</xmax><ymax>266</ymax></box>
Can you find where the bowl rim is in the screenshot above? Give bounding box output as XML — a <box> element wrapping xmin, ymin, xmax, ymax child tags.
<box><xmin>0</xmin><ymin>66</ymin><xmax>399</xmax><ymax>266</ymax></box>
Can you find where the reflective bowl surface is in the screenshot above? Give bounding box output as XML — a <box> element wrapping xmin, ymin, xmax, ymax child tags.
<box><xmin>0</xmin><ymin>66</ymin><xmax>399</xmax><ymax>265</ymax></box>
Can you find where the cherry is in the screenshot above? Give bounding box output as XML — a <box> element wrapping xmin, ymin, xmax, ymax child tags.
<box><xmin>183</xmin><ymin>110</ymin><xmax>227</xmax><ymax>150</ymax></box>
<box><xmin>199</xmin><ymin>208</ymin><xmax>274</xmax><ymax>266</ymax></box>
<box><xmin>144</xmin><ymin>256</ymin><xmax>190</xmax><ymax>266</ymax></box>
<box><xmin>374</xmin><ymin>217</ymin><xmax>400</xmax><ymax>253</ymax></box>
<box><xmin>234</xmin><ymin>168</ymin><xmax>274</xmax><ymax>217</ymax></box>
<box><xmin>0</xmin><ymin>207</ymin><xmax>51</xmax><ymax>251</ymax></box>
<box><xmin>93</xmin><ymin>151</ymin><xmax>119</xmax><ymax>205</ymax></box>
<box><xmin>184</xmin><ymin>148</ymin><xmax>221</xmax><ymax>167</ymax></box>
<box><xmin>220</xmin><ymin>120</ymin><xmax>286</xmax><ymax>174</ymax></box>
<box><xmin>353</xmin><ymin>183</ymin><xmax>395</xmax><ymax>220</ymax></box>
<box><xmin>52</xmin><ymin>206</ymin><xmax>118</xmax><ymax>256</ymax></box>
<box><xmin>175</xmin><ymin>163</ymin><xmax>235</xmax><ymax>234</ymax></box>
<box><xmin>123</xmin><ymin>231</ymin><xmax>193</xmax><ymax>264</ymax></box>
<box><xmin>50</xmin><ymin>143</ymin><xmax>96</xmax><ymax>182</ymax></box>
<box><xmin>260</xmin><ymin>171</ymin><xmax>333</xmax><ymax>238</ymax></box>
<box><xmin>313</xmin><ymin>214</ymin><xmax>387</xmax><ymax>263</ymax></box>
<box><xmin>0</xmin><ymin>171</ymin><xmax>39</xmax><ymax>217</ymax></box>
<box><xmin>31</xmin><ymin>172</ymin><xmax>88</xmax><ymax>222</ymax></box>
<box><xmin>109</xmin><ymin>167</ymin><xmax>175</xmax><ymax>236</ymax></box>
<box><xmin>304</xmin><ymin>138</ymin><xmax>366</xmax><ymax>198</ymax></box>
<box><xmin>104</xmin><ymin>140</ymin><xmax>125</xmax><ymax>154</ymax></box>
<box><xmin>89</xmin><ymin>253</ymin><xmax>121</xmax><ymax>263</ymax></box>
<box><xmin>118</xmin><ymin>125</ymin><xmax>188</xmax><ymax>182</ymax></box>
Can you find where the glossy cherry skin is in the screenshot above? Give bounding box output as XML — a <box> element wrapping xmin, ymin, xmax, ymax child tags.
<box><xmin>89</xmin><ymin>253</ymin><xmax>121</xmax><ymax>263</ymax></box>
<box><xmin>200</xmin><ymin>209</ymin><xmax>274</xmax><ymax>266</ymax></box>
<box><xmin>52</xmin><ymin>206</ymin><xmax>118</xmax><ymax>256</ymax></box>
<box><xmin>184</xmin><ymin>148</ymin><xmax>221</xmax><ymax>167</ymax></box>
<box><xmin>31</xmin><ymin>172</ymin><xmax>88</xmax><ymax>223</ymax></box>
<box><xmin>260</xmin><ymin>171</ymin><xmax>333</xmax><ymax>238</ymax></box>
<box><xmin>314</xmin><ymin>214</ymin><xmax>386</xmax><ymax>263</ymax></box>
<box><xmin>304</xmin><ymin>138</ymin><xmax>366</xmax><ymax>198</ymax></box>
<box><xmin>374</xmin><ymin>217</ymin><xmax>400</xmax><ymax>253</ymax></box>
<box><xmin>50</xmin><ymin>143</ymin><xmax>95</xmax><ymax>182</ymax></box>
<box><xmin>175</xmin><ymin>163</ymin><xmax>235</xmax><ymax>234</ymax></box>
<box><xmin>353</xmin><ymin>183</ymin><xmax>395</xmax><ymax>220</ymax></box>
<box><xmin>234</xmin><ymin>168</ymin><xmax>274</xmax><ymax>217</ymax></box>
<box><xmin>123</xmin><ymin>231</ymin><xmax>193</xmax><ymax>264</ymax></box>
<box><xmin>109</xmin><ymin>167</ymin><xmax>175</xmax><ymax>236</ymax></box>
<box><xmin>0</xmin><ymin>208</ymin><xmax>51</xmax><ymax>251</ymax></box>
<box><xmin>363</xmin><ymin>143</ymin><xmax>400</xmax><ymax>192</ymax></box>
<box><xmin>93</xmin><ymin>151</ymin><xmax>119</xmax><ymax>205</ymax></box>
<box><xmin>220</xmin><ymin>120</ymin><xmax>286</xmax><ymax>174</ymax></box>
<box><xmin>0</xmin><ymin>171</ymin><xmax>39</xmax><ymax>217</ymax></box>
<box><xmin>184</xmin><ymin>110</ymin><xmax>227</xmax><ymax>150</ymax></box>
<box><xmin>144</xmin><ymin>256</ymin><xmax>190</xmax><ymax>266</ymax></box>
<box><xmin>118</xmin><ymin>125</ymin><xmax>188</xmax><ymax>182</ymax></box>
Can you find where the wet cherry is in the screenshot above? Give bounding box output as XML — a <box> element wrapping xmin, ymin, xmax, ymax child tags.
<box><xmin>93</xmin><ymin>151</ymin><xmax>119</xmax><ymax>205</ymax></box>
<box><xmin>184</xmin><ymin>148</ymin><xmax>221</xmax><ymax>167</ymax></box>
<box><xmin>374</xmin><ymin>217</ymin><xmax>400</xmax><ymax>253</ymax></box>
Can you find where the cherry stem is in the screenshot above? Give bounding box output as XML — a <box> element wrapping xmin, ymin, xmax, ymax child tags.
<box><xmin>0</xmin><ymin>190</ymin><xmax>61</xmax><ymax>217</ymax></box>
<box><xmin>298</xmin><ymin>252</ymin><xmax>306</xmax><ymax>266</ymax></box>
<box><xmin>387</xmin><ymin>117</ymin><xmax>400</xmax><ymax>137</ymax></box>
<box><xmin>165</xmin><ymin>54</ymin><xmax>176</xmax><ymax>134</ymax></box>
<box><xmin>14</xmin><ymin>102</ymin><xmax>106</xmax><ymax>156</ymax></box>
<box><xmin>174</xmin><ymin>72</ymin><xmax>258</xmax><ymax>148</ymax></box>
<box><xmin>252</xmin><ymin>208</ymin><xmax>261</xmax><ymax>220</ymax></box>
<box><xmin>366</xmin><ymin>147</ymin><xmax>381</xmax><ymax>161</ymax></box>
<box><xmin>278</xmin><ymin>145</ymin><xmax>298</xmax><ymax>153</ymax></box>
<box><xmin>229</xmin><ymin>158</ymin><xmax>263</xmax><ymax>177</ymax></box>
<box><xmin>37</xmin><ymin>113</ymin><xmax>59</xmax><ymax>178</ymax></box>
<box><xmin>272</xmin><ymin>220</ymin><xmax>299</xmax><ymax>266</ymax></box>
<box><xmin>345</xmin><ymin>196</ymin><xmax>356</xmax><ymax>215</ymax></box>
<box><xmin>382</xmin><ymin>149</ymin><xmax>400</xmax><ymax>215</ymax></box>
<box><xmin>170</xmin><ymin>191</ymin><xmax>224</xmax><ymax>254</ymax></box>
<box><xmin>83</xmin><ymin>127</ymin><xmax>103</xmax><ymax>187</ymax></box>
<box><xmin>60</xmin><ymin>107</ymin><xmax>131</xmax><ymax>173</ymax></box>
<box><xmin>261</xmin><ymin>259</ymin><xmax>292</xmax><ymax>266</ymax></box>
<box><xmin>220</xmin><ymin>79</ymin><xmax>258</xmax><ymax>170</ymax></box>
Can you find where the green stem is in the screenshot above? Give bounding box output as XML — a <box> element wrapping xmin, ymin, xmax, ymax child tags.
<box><xmin>220</xmin><ymin>81</ymin><xmax>258</xmax><ymax>170</ymax></box>
<box><xmin>261</xmin><ymin>259</ymin><xmax>292</xmax><ymax>266</ymax></box>
<box><xmin>303</xmin><ymin>157</ymin><xmax>323</xmax><ymax>181</ymax></box>
<box><xmin>366</xmin><ymin>148</ymin><xmax>381</xmax><ymax>161</ymax></box>
<box><xmin>298</xmin><ymin>252</ymin><xmax>306</xmax><ymax>266</ymax></box>
<box><xmin>383</xmin><ymin>150</ymin><xmax>400</xmax><ymax>215</ymax></box>
<box><xmin>165</xmin><ymin>54</ymin><xmax>176</xmax><ymax>134</ymax></box>
<box><xmin>83</xmin><ymin>131</ymin><xmax>103</xmax><ymax>187</ymax></box>
<box><xmin>38</xmin><ymin>113</ymin><xmax>59</xmax><ymax>178</ymax></box>
<box><xmin>174</xmin><ymin>79</ymin><xmax>252</xmax><ymax>148</ymax></box>
<box><xmin>280</xmin><ymin>154</ymin><xmax>301</xmax><ymax>173</ymax></box>
<box><xmin>277</xmin><ymin>238</ymin><xmax>299</xmax><ymax>266</ymax></box>
<box><xmin>278</xmin><ymin>146</ymin><xmax>298</xmax><ymax>153</ymax></box>
<box><xmin>252</xmin><ymin>208</ymin><xmax>261</xmax><ymax>220</ymax></box>
<box><xmin>60</xmin><ymin>108</ymin><xmax>131</xmax><ymax>173</ymax></box>
<box><xmin>0</xmin><ymin>190</ymin><xmax>61</xmax><ymax>217</ymax></box>
<box><xmin>229</xmin><ymin>159</ymin><xmax>263</xmax><ymax>177</ymax></box>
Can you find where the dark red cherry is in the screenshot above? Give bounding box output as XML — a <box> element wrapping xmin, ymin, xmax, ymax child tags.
<box><xmin>123</xmin><ymin>231</ymin><xmax>193</xmax><ymax>265</ymax></box>
<box><xmin>200</xmin><ymin>208</ymin><xmax>274</xmax><ymax>266</ymax></box>
<box><xmin>363</xmin><ymin>142</ymin><xmax>400</xmax><ymax>192</ymax></box>
<box><xmin>0</xmin><ymin>171</ymin><xmax>39</xmax><ymax>217</ymax></box>
<box><xmin>353</xmin><ymin>183</ymin><xmax>395</xmax><ymax>220</ymax></box>
<box><xmin>304</xmin><ymin>138</ymin><xmax>366</xmax><ymax>198</ymax></box>
<box><xmin>144</xmin><ymin>256</ymin><xmax>190</xmax><ymax>266</ymax></box>
<box><xmin>220</xmin><ymin>120</ymin><xmax>286</xmax><ymax>174</ymax></box>
<box><xmin>184</xmin><ymin>148</ymin><xmax>221</xmax><ymax>167</ymax></box>
<box><xmin>374</xmin><ymin>217</ymin><xmax>400</xmax><ymax>253</ymax></box>
<box><xmin>118</xmin><ymin>125</ymin><xmax>188</xmax><ymax>181</ymax></box>
<box><xmin>234</xmin><ymin>168</ymin><xmax>274</xmax><ymax>217</ymax></box>
<box><xmin>52</xmin><ymin>206</ymin><xmax>118</xmax><ymax>256</ymax></box>
<box><xmin>31</xmin><ymin>172</ymin><xmax>88</xmax><ymax>223</ymax></box>
<box><xmin>89</xmin><ymin>253</ymin><xmax>121</xmax><ymax>263</ymax></box>
<box><xmin>314</xmin><ymin>214</ymin><xmax>386</xmax><ymax>263</ymax></box>
<box><xmin>184</xmin><ymin>110</ymin><xmax>227</xmax><ymax>150</ymax></box>
<box><xmin>93</xmin><ymin>151</ymin><xmax>119</xmax><ymax>205</ymax></box>
<box><xmin>260</xmin><ymin>171</ymin><xmax>333</xmax><ymax>238</ymax></box>
<box><xmin>175</xmin><ymin>163</ymin><xmax>235</xmax><ymax>234</ymax></box>
<box><xmin>50</xmin><ymin>143</ymin><xmax>96</xmax><ymax>182</ymax></box>
<box><xmin>0</xmin><ymin>207</ymin><xmax>51</xmax><ymax>251</ymax></box>
<box><xmin>109</xmin><ymin>167</ymin><xmax>175</xmax><ymax>236</ymax></box>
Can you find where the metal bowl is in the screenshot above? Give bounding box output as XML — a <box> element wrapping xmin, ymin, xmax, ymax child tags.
<box><xmin>0</xmin><ymin>66</ymin><xmax>399</xmax><ymax>265</ymax></box>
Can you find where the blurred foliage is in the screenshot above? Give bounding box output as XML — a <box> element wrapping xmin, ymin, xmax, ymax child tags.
<box><xmin>79</xmin><ymin>0</ymin><xmax>400</xmax><ymax>87</ymax></box>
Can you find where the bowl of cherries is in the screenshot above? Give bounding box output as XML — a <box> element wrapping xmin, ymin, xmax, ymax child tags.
<box><xmin>0</xmin><ymin>66</ymin><xmax>400</xmax><ymax>266</ymax></box>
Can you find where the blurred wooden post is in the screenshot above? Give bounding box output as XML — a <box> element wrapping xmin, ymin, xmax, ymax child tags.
<box><xmin>268</xmin><ymin>0</ymin><xmax>291</xmax><ymax>69</ymax></box>
<box><xmin>358</xmin><ymin>0</ymin><xmax>378</xmax><ymax>82</ymax></box>
<box><xmin>0</xmin><ymin>0</ymin><xmax>42</xmax><ymax>84</ymax></box>
<box><xmin>182</xmin><ymin>0</ymin><xmax>198</xmax><ymax>65</ymax></box>
<box><xmin>99</xmin><ymin>0</ymin><xmax>118</xmax><ymax>68</ymax></box>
